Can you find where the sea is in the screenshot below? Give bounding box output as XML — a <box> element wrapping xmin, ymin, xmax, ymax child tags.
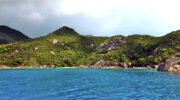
<box><xmin>0</xmin><ymin>68</ymin><xmax>180</xmax><ymax>100</ymax></box>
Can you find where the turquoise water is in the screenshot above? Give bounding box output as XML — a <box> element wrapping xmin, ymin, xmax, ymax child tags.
<box><xmin>0</xmin><ymin>69</ymin><xmax>180</xmax><ymax>100</ymax></box>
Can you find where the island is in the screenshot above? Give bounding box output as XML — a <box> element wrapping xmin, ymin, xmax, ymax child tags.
<box><xmin>0</xmin><ymin>25</ymin><xmax>180</xmax><ymax>71</ymax></box>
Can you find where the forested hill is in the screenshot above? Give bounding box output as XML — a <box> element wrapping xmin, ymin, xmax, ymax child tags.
<box><xmin>0</xmin><ymin>26</ymin><xmax>179</xmax><ymax>68</ymax></box>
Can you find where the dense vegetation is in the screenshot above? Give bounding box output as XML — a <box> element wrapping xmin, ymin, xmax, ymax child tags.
<box><xmin>0</xmin><ymin>26</ymin><xmax>179</xmax><ymax>67</ymax></box>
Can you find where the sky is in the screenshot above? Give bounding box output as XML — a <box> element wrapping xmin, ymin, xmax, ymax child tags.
<box><xmin>1</xmin><ymin>0</ymin><xmax>180</xmax><ymax>38</ymax></box>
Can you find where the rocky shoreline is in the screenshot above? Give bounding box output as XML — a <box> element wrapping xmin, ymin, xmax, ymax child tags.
<box><xmin>0</xmin><ymin>65</ymin><xmax>158</xmax><ymax>69</ymax></box>
<box><xmin>157</xmin><ymin>54</ymin><xmax>180</xmax><ymax>72</ymax></box>
<box><xmin>2</xmin><ymin>54</ymin><xmax>180</xmax><ymax>71</ymax></box>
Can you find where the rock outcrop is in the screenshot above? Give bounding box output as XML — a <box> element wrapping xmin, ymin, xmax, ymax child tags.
<box><xmin>52</xmin><ymin>39</ymin><xmax>59</xmax><ymax>44</ymax></box>
<box><xmin>98</xmin><ymin>37</ymin><xmax>126</xmax><ymax>51</ymax></box>
<box><xmin>93</xmin><ymin>60</ymin><xmax>119</xmax><ymax>67</ymax></box>
<box><xmin>93</xmin><ymin>59</ymin><xmax>131</xmax><ymax>68</ymax></box>
<box><xmin>158</xmin><ymin>54</ymin><xmax>180</xmax><ymax>72</ymax></box>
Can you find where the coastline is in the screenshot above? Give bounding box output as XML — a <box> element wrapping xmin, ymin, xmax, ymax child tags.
<box><xmin>0</xmin><ymin>65</ymin><xmax>156</xmax><ymax>69</ymax></box>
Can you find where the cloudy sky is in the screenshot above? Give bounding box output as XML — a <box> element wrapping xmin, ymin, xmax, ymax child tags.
<box><xmin>1</xmin><ymin>0</ymin><xmax>180</xmax><ymax>38</ymax></box>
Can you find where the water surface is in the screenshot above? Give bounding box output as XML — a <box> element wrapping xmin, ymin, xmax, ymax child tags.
<box><xmin>0</xmin><ymin>68</ymin><xmax>180</xmax><ymax>100</ymax></box>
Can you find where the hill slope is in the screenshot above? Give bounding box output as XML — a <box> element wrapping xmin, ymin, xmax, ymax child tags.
<box><xmin>0</xmin><ymin>26</ymin><xmax>179</xmax><ymax>68</ymax></box>
<box><xmin>0</xmin><ymin>26</ymin><xmax>109</xmax><ymax>67</ymax></box>
<box><xmin>0</xmin><ymin>25</ymin><xmax>29</xmax><ymax>44</ymax></box>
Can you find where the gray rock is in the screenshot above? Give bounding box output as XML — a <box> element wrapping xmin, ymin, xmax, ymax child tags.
<box><xmin>98</xmin><ymin>37</ymin><xmax>126</xmax><ymax>51</ymax></box>
<box><xmin>93</xmin><ymin>60</ymin><xmax>120</xmax><ymax>67</ymax></box>
<box><xmin>93</xmin><ymin>59</ymin><xmax>107</xmax><ymax>67</ymax></box>
<box><xmin>147</xmin><ymin>66</ymin><xmax>152</xmax><ymax>69</ymax></box>
<box><xmin>127</xmin><ymin>62</ymin><xmax>132</xmax><ymax>67</ymax></box>
<box><xmin>93</xmin><ymin>61</ymin><xmax>130</xmax><ymax>68</ymax></box>
<box><xmin>120</xmin><ymin>62</ymin><xmax>129</xmax><ymax>68</ymax></box>
<box><xmin>52</xmin><ymin>39</ymin><xmax>59</xmax><ymax>44</ymax></box>
<box><xmin>15</xmin><ymin>50</ymin><xmax>20</xmax><ymax>53</ymax></box>
<box><xmin>34</xmin><ymin>47</ymin><xmax>38</xmax><ymax>50</ymax></box>
<box><xmin>158</xmin><ymin>54</ymin><xmax>180</xmax><ymax>72</ymax></box>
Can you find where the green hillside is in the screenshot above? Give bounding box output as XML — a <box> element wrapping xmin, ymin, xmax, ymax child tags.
<box><xmin>0</xmin><ymin>26</ymin><xmax>179</xmax><ymax>67</ymax></box>
<box><xmin>0</xmin><ymin>26</ymin><xmax>109</xmax><ymax>67</ymax></box>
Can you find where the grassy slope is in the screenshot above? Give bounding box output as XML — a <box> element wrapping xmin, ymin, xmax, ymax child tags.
<box><xmin>79</xmin><ymin>32</ymin><xmax>180</xmax><ymax>66</ymax></box>
<box><xmin>0</xmin><ymin>27</ymin><xmax>109</xmax><ymax>67</ymax></box>
<box><xmin>0</xmin><ymin>26</ymin><xmax>179</xmax><ymax>67</ymax></box>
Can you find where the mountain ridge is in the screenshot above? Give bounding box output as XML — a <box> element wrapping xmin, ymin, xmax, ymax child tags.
<box><xmin>0</xmin><ymin>25</ymin><xmax>29</xmax><ymax>44</ymax></box>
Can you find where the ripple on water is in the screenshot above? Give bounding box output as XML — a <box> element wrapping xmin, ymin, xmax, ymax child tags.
<box><xmin>0</xmin><ymin>69</ymin><xmax>180</xmax><ymax>100</ymax></box>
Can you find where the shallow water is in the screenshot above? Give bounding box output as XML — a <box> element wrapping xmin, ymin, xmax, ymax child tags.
<box><xmin>0</xmin><ymin>68</ymin><xmax>180</xmax><ymax>100</ymax></box>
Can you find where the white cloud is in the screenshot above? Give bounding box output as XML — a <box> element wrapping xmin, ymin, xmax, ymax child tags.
<box><xmin>1</xmin><ymin>0</ymin><xmax>180</xmax><ymax>37</ymax></box>
<box><xmin>53</xmin><ymin>0</ymin><xmax>120</xmax><ymax>16</ymax></box>
<box><xmin>58</xmin><ymin>0</ymin><xmax>83</xmax><ymax>15</ymax></box>
<box><xmin>21</xmin><ymin>12</ymin><xmax>44</xmax><ymax>22</ymax></box>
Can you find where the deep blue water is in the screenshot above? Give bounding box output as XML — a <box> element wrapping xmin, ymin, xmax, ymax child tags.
<box><xmin>0</xmin><ymin>69</ymin><xmax>180</xmax><ymax>100</ymax></box>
